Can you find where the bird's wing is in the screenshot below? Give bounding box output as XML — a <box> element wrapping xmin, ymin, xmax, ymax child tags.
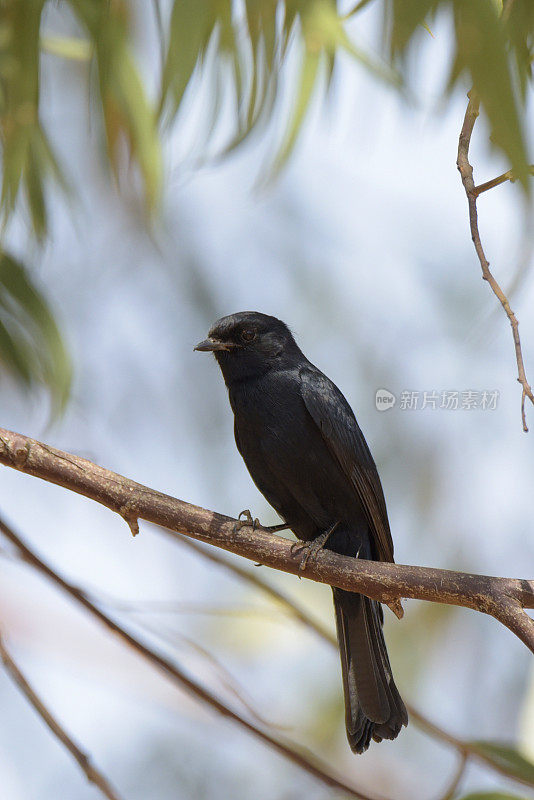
<box><xmin>299</xmin><ymin>365</ymin><xmax>394</xmax><ymax>563</ymax></box>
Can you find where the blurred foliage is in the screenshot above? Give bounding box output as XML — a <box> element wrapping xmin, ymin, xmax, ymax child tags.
<box><xmin>457</xmin><ymin>794</ymin><xmax>531</xmax><ymax>800</ymax></box>
<box><xmin>0</xmin><ymin>251</ymin><xmax>71</xmax><ymax>413</ymax></box>
<box><xmin>468</xmin><ymin>742</ymin><xmax>534</xmax><ymax>786</ymax></box>
<box><xmin>387</xmin><ymin>0</ymin><xmax>533</xmax><ymax>190</ymax></box>
<box><xmin>159</xmin><ymin>0</ymin><xmax>399</xmax><ymax>174</ymax></box>
<box><xmin>1</xmin><ymin>0</ymin><xmax>531</xmax><ymax>237</ymax></box>
<box><xmin>0</xmin><ymin>0</ymin><xmax>531</xmax><ymax>403</ymax></box>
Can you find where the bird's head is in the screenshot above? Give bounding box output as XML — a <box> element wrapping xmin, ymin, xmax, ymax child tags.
<box><xmin>195</xmin><ymin>311</ymin><xmax>301</xmax><ymax>383</ymax></box>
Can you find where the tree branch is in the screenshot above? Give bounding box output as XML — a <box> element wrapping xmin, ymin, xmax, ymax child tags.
<box><xmin>163</xmin><ymin>527</ymin><xmax>534</xmax><ymax>790</ymax></box>
<box><xmin>435</xmin><ymin>752</ymin><xmax>467</xmax><ymax>800</ymax></box>
<box><xmin>456</xmin><ymin>91</ymin><xmax>534</xmax><ymax>432</ymax></box>
<box><xmin>474</xmin><ymin>165</ymin><xmax>534</xmax><ymax>196</ymax></box>
<box><xmin>0</xmin><ymin>513</ymin><xmax>378</xmax><ymax>800</ymax></box>
<box><xmin>408</xmin><ymin>707</ymin><xmax>534</xmax><ymax>790</ymax></box>
<box><xmin>0</xmin><ymin>427</ymin><xmax>533</xmax><ymax>650</ymax></box>
<box><xmin>169</xmin><ymin>533</ymin><xmax>336</xmax><ymax>644</ymax></box>
<box><xmin>0</xmin><ymin>631</ymin><xmax>123</xmax><ymax>800</ymax></box>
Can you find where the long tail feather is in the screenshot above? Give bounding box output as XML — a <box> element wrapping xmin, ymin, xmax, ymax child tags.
<box><xmin>333</xmin><ymin>587</ymin><xmax>408</xmax><ymax>753</ymax></box>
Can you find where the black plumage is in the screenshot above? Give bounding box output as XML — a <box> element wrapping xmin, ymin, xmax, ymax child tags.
<box><xmin>195</xmin><ymin>311</ymin><xmax>407</xmax><ymax>752</ymax></box>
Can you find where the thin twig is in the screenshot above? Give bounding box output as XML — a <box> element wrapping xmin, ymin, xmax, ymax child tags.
<box><xmin>5</xmin><ymin>531</ymin><xmax>530</xmax><ymax>792</ymax></box>
<box><xmin>125</xmin><ymin>615</ymin><xmax>292</xmax><ymax>731</ymax></box>
<box><xmin>456</xmin><ymin>91</ymin><xmax>534</xmax><ymax>432</ymax></box>
<box><xmin>0</xmin><ymin>514</ymin><xmax>381</xmax><ymax>800</ymax></box>
<box><xmin>166</xmin><ymin>531</ymin><xmax>336</xmax><ymax>644</ymax></box>
<box><xmin>167</xmin><ymin>527</ymin><xmax>534</xmax><ymax>791</ymax></box>
<box><xmin>0</xmin><ymin>632</ymin><xmax>123</xmax><ymax>800</ymax></box>
<box><xmin>436</xmin><ymin>752</ymin><xmax>467</xmax><ymax>800</ymax></box>
<box><xmin>0</xmin><ymin>427</ymin><xmax>533</xmax><ymax>649</ymax></box>
<box><xmin>409</xmin><ymin>707</ymin><xmax>534</xmax><ymax>791</ymax></box>
<box><xmin>474</xmin><ymin>166</ymin><xmax>534</xmax><ymax>196</ymax></box>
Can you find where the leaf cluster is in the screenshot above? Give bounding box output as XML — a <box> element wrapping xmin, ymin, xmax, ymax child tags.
<box><xmin>0</xmin><ymin>0</ymin><xmax>531</xmax><ymax>408</ymax></box>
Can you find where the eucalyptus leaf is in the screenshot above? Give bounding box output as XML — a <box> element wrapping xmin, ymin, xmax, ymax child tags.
<box><xmin>0</xmin><ymin>252</ymin><xmax>71</xmax><ymax>414</ymax></box>
<box><xmin>451</xmin><ymin>0</ymin><xmax>530</xmax><ymax>192</ymax></box>
<box><xmin>458</xmin><ymin>793</ymin><xmax>529</xmax><ymax>800</ymax></box>
<box><xmin>40</xmin><ymin>34</ymin><xmax>92</xmax><ymax>61</ymax></box>
<box><xmin>270</xmin><ymin>47</ymin><xmax>321</xmax><ymax>176</ymax></box>
<box><xmin>70</xmin><ymin>0</ymin><xmax>162</xmax><ymax>213</ymax></box>
<box><xmin>386</xmin><ymin>0</ymin><xmax>531</xmax><ymax>194</ymax></box>
<box><xmin>160</xmin><ymin>0</ymin><xmax>217</xmax><ymax>119</ymax></box>
<box><xmin>469</xmin><ymin>741</ymin><xmax>534</xmax><ymax>786</ymax></box>
<box><xmin>1</xmin><ymin>0</ymin><xmax>532</xmax><ymax>241</ymax></box>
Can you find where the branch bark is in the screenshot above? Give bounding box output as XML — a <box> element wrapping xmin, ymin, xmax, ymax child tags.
<box><xmin>0</xmin><ymin>427</ymin><xmax>533</xmax><ymax>651</ymax></box>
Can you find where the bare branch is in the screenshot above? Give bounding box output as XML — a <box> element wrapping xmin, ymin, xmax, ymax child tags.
<box><xmin>456</xmin><ymin>91</ymin><xmax>534</xmax><ymax>431</ymax></box>
<box><xmin>0</xmin><ymin>513</ymin><xmax>380</xmax><ymax>800</ymax></box>
<box><xmin>474</xmin><ymin>166</ymin><xmax>534</xmax><ymax>196</ymax></box>
<box><xmin>172</xmin><ymin>527</ymin><xmax>534</xmax><ymax>790</ymax></box>
<box><xmin>0</xmin><ymin>632</ymin><xmax>123</xmax><ymax>800</ymax></box>
<box><xmin>435</xmin><ymin>752</ymin><xmax>467</xmax><ymax>800</ymax></box>
<box><xmin>166</xmin><ymin>531</ymin><xmax>336</xmax><ymax>644</ymax></box>
<box><xmin>0</xmin><ymin>427</ymin><xmax>533</xmax><ymax>648</ymax></box>
<box><xmin>408</xmin><ymin>706</ymin><xmax>534</xmax><ymax>790</ymax></box>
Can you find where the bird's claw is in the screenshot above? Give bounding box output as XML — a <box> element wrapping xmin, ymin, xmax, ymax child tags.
<box><xmin>290</xmin><ymin>540</ymin><xmax>306</xmax><ymax>563</ymax></box>
<box><xmin>233</xmin><ymin>509</ymin><xmax>260</xmax><ymax>534</ymax></box>
<box><xmin>290</xmin><ymin>538</ymin><xmax>322</xmax><ymax>576</ymax></box>
<box><xmin>291</xmin><ymin>523</ymin><xmax>340</xmax><ymax>576</ymax></box>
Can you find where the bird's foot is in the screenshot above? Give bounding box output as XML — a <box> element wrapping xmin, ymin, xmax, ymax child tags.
<box><xmin>233</xmin><ymin>509</ymin><xmax>260</xmax><ymax>534</ymax></box>
<box><xmin>233</xmin><ymin>509</ymin><xmax>290</xmax><ymax>535</ymax></box>
<box><xmin>291</xmin><ymin>522</ymin><xmax>340</xmax><ymax>575</ymax></box>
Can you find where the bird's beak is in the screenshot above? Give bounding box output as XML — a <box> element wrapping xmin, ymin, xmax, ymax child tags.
<box><xmin>194</xmin><ymin>338</ymin><xmax>233</xmax><ymax>352</ymax></box>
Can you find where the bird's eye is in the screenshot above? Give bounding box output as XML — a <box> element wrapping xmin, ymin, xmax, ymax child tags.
<box><xmin>241</xmin><ymin>329</ymin><xmax>256</xmax><ymax>343</ymax></box>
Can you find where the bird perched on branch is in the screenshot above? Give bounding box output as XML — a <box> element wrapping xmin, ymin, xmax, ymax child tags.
<box><xmin>195</xmin><ymin>311</ymin><xmax>407</xmax><ymax>753</ymax></box>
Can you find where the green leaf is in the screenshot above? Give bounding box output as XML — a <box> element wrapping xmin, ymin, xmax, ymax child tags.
<box><xmin>386</xmin><ymin>0</ymin><xmax>531</xmax><ymax>193</ymax></box>
<box><xmin>505</xmin><ymin>0</ymin><xmax>534</xmax><ymax>101</ymax></box>
<box><xmin>269</xmin><ymin>0</ymin><xmax>400</xmax><ymax>176</ymax></box>
<box><xmin>0</xmin><ymin>316</ymin><xmax>33</xmax><ymax>385</ymax></box>
<box><xmin>458</xmin><ymin>793</ymin><xmax>530</xmax><ymax>800</ymax></box>
<box><xmin>270</xmin><ymin>46</ymin><xmax>321</xmax><ymax>176</ymax></box>
<box><xmin>23</xmin><ymin>125</ymin><xmax>68</xmax><ymax>240</ymax></box>
<box><xmin>389</xmin><ymin>0</ymin><xmax>441</xmax><ymax>57</ymax></box>
<box><xmin>71</xmin><ymin>1</ymin><xmax>162</xmax><ymax>214</ymax></box>
<box><xmin>309</xmin><ymin>0</ymin><xmax>400</xmax><ymax>84</ymax></box>
<box><xmin>0</xmin><ymin>252</ymin><xmax>71</xmax><ymax>414</ymax></box>
<box><xmin>160</xmin><ymin>0</ymin><xmax>218</xmax><ymax>119</ymax></box>
<box><xmin>469</xmin><ymin>741</ymin><xmax>534</xmax><ymax>786</ymax></box>
<box><xmin>0</xmin><ymin>1</ymin><xmax>69</xmax><ymax>238</ymax></box>
<box><xmin>40</xmin><ymin>34</ymin><xmax>92</xmax><ymax>61</ymax></box>
<box><xmin>109</xmin><ymin>48</ymin><xmax>163</xmax><ymax>213</ymax></box>
<box><xmin>344</xmin><ymin>0</ymin><xmax>377</xmax><ymax>18</ymax></box>
<box><xmin>451</xmin><ymin>0</ymin><xmax>530</xmax><ymax>192</ymax></box>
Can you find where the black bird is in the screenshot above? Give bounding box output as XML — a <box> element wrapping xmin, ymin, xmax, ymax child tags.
<box><xmin>195</xmin><ymin>311</ymin><xmax>407</xmax><ymax>753</ymax></box>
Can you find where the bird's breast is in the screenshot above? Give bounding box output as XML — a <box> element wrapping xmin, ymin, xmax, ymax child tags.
<box><xmin>229</xmin><ymin>372</ymin><xmax>306</xmax><ymax>443</ymax></box>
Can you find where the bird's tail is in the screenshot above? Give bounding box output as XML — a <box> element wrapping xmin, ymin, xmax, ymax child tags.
<box><xmin>333</xmin><ymin>587</ymin><xmax>408</xmax><ymax>753</ymax></box>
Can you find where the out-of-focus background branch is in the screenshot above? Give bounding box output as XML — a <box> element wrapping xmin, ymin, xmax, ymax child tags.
<box><xmin>0</xmin><ymin>1</ymin><xmax>533</xmax><ymax>799</ymax></box>
<box><xmin>0</xmin><ymin>630</ymin><xmax>123</xmax><ymax>800</ymax></box>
